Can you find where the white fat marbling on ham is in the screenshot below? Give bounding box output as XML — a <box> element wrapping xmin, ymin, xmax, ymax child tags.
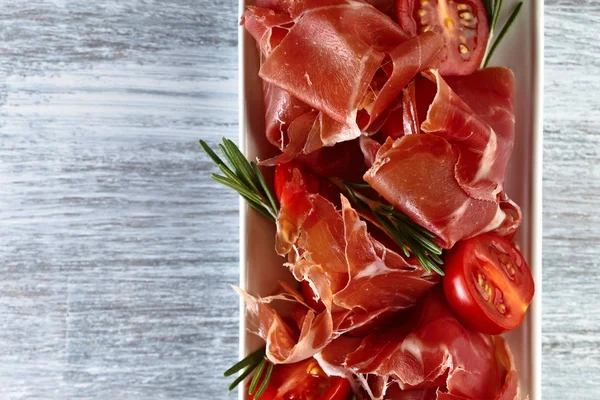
<box><xmin>242</xmin><ymin>1</ymin><xmax>443</xmax><ymax>158</ymax></box>
<box><xmin>354</xmin><ymin>260</ymin><xmax>391</xmax><ymax>280</ymax></box>
<box><xmin>365</xmin><ymin>68</ymin><xmax>520</xmax><ymax>248</ymax></box>
<box><xmin>319</xmin><ymin>290</ymin><xmax>520</xmax><ymax>399</ymax></box>
<box><xmin>472</xmin><ymin>126</ymin><xmax>500</xmax><ymax>191</ymax></box>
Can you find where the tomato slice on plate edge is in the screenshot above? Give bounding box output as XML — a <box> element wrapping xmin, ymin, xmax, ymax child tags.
<box><xmin>396</xmin><ymin>0</ymin><xmax>490</xmax><ymax>76</ymax></box>
<box><xmin>248</xmin><ymin>358</ymin><xmax>352</xmax><ymax>400</ymax></box>
<box><xmin>443</xmin><ymin>233</ymin><xmax>535</xmax><ymax>335</ymax></box>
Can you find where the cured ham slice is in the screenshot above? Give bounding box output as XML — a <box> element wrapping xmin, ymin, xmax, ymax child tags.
<box><xmin>365</xmin><ymin>0</ymin><xmax>398</xmax><ymax>19</ymax></box>
<box><xmin>421</xmin><ymin>69</ymin><xmax>515</xmax><ymax>201</ymax></box>
<box><xmin>263</xmin><ymin>83</ymin><xmax>314</xmax><ymax>150</ymax></box>
<box><xmin>277</xmin><ymin>188</ymin><xmax>439</xmax><ymax>324</ymax></box>
<box><xmin>364</xmin><ymin>68</ymin><xmax>519</xmax><ymax>248</ymax></box>
<box><xmin>334</xmin><ymin>197</ymin><xmax>438</xmax><ymax>314</ymax></box>
<box><xmin>239</xmin><ymin>164</ymin><xmax>438</xmax><ymax>364</ymax></box>
<box><xmin>277</xmin><ymin>174</ymin><xmax>439</xmax><ymax>317</ymax></box>
<box><xmin>242</xmin><ymin>0</ymin><xmax>443</xmax><ymax>158</ymax></box>
<box><xmin>235</xmin><ymin>285</ymin><xmax>335</xmax><ymax>364</ymax></box>
<box><xmin>317</xmin><ymin>289</ymin><xmax>520</xmax><ymax>400</ymax></box>
<box><xmin>365</xmin><ymin>135</ymin><xmax>504</xmax><ymax>249</ymax></box>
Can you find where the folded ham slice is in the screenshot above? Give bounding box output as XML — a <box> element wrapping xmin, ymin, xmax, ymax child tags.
<box><xmin>364</xmin><ymin>68</ymin><xmax>520</xmax><ymax>248</ymax></box>
<box><xmin>235</xmin><ymin>284</ymin><xmax>335</xmax><ymax>364</ymax></box>
<box><xmin>421</xmin><ymin>69</ymin><xmax>515</xmax><ymax>202</ymax></box>
<box><xmin>242</xmin><ymin>0</ymin><xmax>443</xmax><ymax>159</ymax></box>
<box><xmin>316</xmin><ymin>289</ymin><xmax>520</xmax><ymax>400</ymax></box>
<box><xmin>239</xmin><ymin>162</ymin><xmax>438</xmax><ymax>364</ymax></box>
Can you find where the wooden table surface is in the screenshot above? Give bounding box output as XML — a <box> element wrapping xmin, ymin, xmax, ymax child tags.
<box><xmin>0</xmin><ymin>1</ymin><xmax>597</xmax><ymax>399</ymax></box>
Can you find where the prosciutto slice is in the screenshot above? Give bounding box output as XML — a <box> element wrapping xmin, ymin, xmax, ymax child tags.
<box><xmin>235</xmin><ymin>284</ymin><xmax>335</xmax><ymax>364</ymax></box>
<box><xmin>240</xmin><ymin>164</ymin><xmax>438</xmax><ymax>364</ymax></box>
<box><xmin>365</xmin><ymin>0</ymin><xmax>398</xmax><ymax>19</ymax></box>
<box><xmin>364</xmin><ymin>68</ymin><xmax>520</xmax><ymax>248</ymax></box>
<box><xmin>277</xmin><ymin>188</ymin><xmax>439</xmax><ymax>323</ymax></box>
<box><xmin>242</xmin><ymin>0</ymin><xmax>443</xmax><ymax>158</ymax></box>
<box><xmin>421</xmin><ymin>69</ymin><xmax>515</xmax><ymax>201</ymax></box>
<box><xmin>317</xmin><ymin>289</ymin><xmax>520</xmax><ymax>400</ymax></box>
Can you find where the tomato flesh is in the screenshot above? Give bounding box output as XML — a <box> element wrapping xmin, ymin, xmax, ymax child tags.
<box><xmin>396</xmin><ymin>0</ymin><xmax>489</xmax><ymax>76</ymax></box>
<box><xmin>249</xmin><ymin>358</ymin><xmax>352</xmax><ymax>400</ymax></box>
<box><xmin>443</xmin><ymin>233</ymin><xmax>535</xmax><ymax>334</ymax></box>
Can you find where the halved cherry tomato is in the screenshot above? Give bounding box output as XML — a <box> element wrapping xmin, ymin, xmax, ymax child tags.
<box><xmin>443</xmin><ymin>233</ymin><xmax>535</xmax><ymax>335</ymax></box>
<box><xmin>396</xmin><ymin>0</ymin><xmax>489</xmax><ymax>76</ymax></box>
<box><xmin>248</xmin><ymin>358</ymin><xmax>352</xmax><ymax>400</ymax></box>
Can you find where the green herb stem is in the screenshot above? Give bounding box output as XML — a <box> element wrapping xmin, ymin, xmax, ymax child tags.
<box><xmin>200</xmin><ymin>138</ymin><xmax>279</xmax><ymax>222</ymax></box>
<box><xmin>481</xmin><ymin>1</ymin><xmax>523</xmax><ymax>68</ymax></box>
<box><xmin>483</xmin><ymin>2</ymin><xmax>523</xmax><ymax>67</ymax></box>
<box><xmin>333</xmin><ymin>178</ymin><xmax>444</xmax><ymax>276</ymax></box>
<box><xmin>224</xmin><ymin>346</ymin><xmax>274</xmax><ymax>399</ymax></box>
<box><xmin>483</xmin><ymin>0</ymin><xmax>494</xmax><ymax>25</ymax></box>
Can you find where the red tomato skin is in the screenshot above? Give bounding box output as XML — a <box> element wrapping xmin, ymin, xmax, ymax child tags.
<box><xmin>317</xmin><ymin>378</ymin><xmax>352</xmax><ymax>400</ymax></box>
<box><xmin>248</xmin><ymin>358</ymin><xmax>352</xmax><ymax>400</ymax></box>
<box><xmin>443</xmin><ymin>242</ymin><xmax>505</xmax><ymax>335</ymax></box>
<box><xmin>396</xmin><ymin>0</ymin><xmax>490</xmax><ymax>76</ymax></box>
<box><xmin>248</xmin><ymin>385</ymin><xmax>278</xmax><ymax>400</ymax></box>
<box><xmin>443</xmin><ymin>234</ymin><xmax>535</xmax><ymax>335</ymax></box>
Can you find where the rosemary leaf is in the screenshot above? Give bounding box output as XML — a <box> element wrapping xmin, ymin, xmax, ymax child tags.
<box><xmin>224</xmin><ymin>348</ymin><xmax>263</xmax><ymax>377</ymax></box>
<box><xmin>248</xmin><ymin>358</ymin><xmax>267</xmax><ymax>395</ymax></box>
<box><xmin>400</xmin><ymin>223</ymin><xmax>442</xmax><ymax>255</ymax></box>
<box><xmin>418</xmin><ymin>252</ymin><xmax>445</xmax><ymax>276</ymax></box>
<box><xmin>251</xmin><ymin>161</ymin><xmax>279</xmax><ymax>215</ymax></box>
<box><xmin>340</xmin><ymin>180</ymin><xmax>444</xmax><ymax>275</ymax></box>
<box><xmin>199</xmin><ymin>140</ymin><xmax>226</xmax><ymax>169</ymax></box>
<box><xmin>344</xmin><ymin>181</ymin><xmax>372</xmax><ymax>189</ymax></box>
<box><xmin>225</xmin><ymin>347</ymin><xmax>272</xmax><ymax>393</ymax></box>
<box><xmin>430</xmin><ymin>252</ymin><xmax>444</xmax><ymax>265</ymax></box>
<box><xmin>344</xmin><ymin>184</ymin><xmax>362</xmax><ymax>207</ymax></box>
<box><xmin>211</xmin><ymin>174</ymin><xmax>265</xmax><ymax>206</ymax></box>
<box><xmin>241</xmin><ymin>196</ymin><xmax>277</xmax><ymax>221</ymax></box>
<box><xmin>223</xmin><ymin>139</ymin><xmax>262</xmax><ymax>194</ymax></box>
<box><xmin>491</xmin><ymin>0</ymin><xmax>504</xmax><ymax>35</ymax></box>
<box><xmin>483</xmin><ymin>2</ymin><xmax>523</xmax><ymax>67</ymax></box>
<box><xmin>216</xmin><ymin>163</ymin><xmax>246</xmax><ymax>187</ymax></box>
<box><xmin>375</xmin><ymin>213</ymin><xmax>413</xmax><ymax>260</ymax></box>
<box><xmin>200</xmin><ymin>138</ymin><xmax>279</xmax><ymax>223</ymax></box>
<box><xmin>217</xmin><ymin>143</ymin><xmax>246</xmax><ymax>184</ymax></box>
<box><xmin>227</xmin><ymin>365</ymin><xmax>257</xmax><ymax>392</ymax></box>
<box><xmin>483</xmin><ymin>0</ymin><xmax>494</xmax><ymax>25</ymax></box>
<box><xmin>254</xmin><ymin>361</ymin><xmax>274</xmax><ymax>399</ymax></box>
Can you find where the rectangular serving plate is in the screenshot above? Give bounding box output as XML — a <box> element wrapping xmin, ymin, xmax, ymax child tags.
<box><xmin>237</xmin><ymin>1</ymin><xmax>543</xmax><ymax>398</ymax></box>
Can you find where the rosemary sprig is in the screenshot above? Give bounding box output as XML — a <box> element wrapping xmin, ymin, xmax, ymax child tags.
<box><xmin>481</xmin><ymin>1</ymin><xmax>523</xmax><ymax>68</ymax></box>
<box><xmin>199</xmin><ymin>138</ymin><xmax>279</xmax><ymax>222</ymax></box>
<box><xmin>338</xmin><ymin>181</ymin><xmax>444</xmax><ymax>276</ymax></box>
<box><xmin>224</xmin><ymin>346</ymin><xmax>274</xmax><ymax>398</ymax></box>
<box><xmin>483</xmin><ymin>0</ymin><xmax>494</xmax><ymax>25</ymax></box>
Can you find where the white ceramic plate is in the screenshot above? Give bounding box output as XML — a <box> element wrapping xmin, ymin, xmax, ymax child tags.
<box><xmin>237</xmin><ymin>1</ymin><xmax>543</xmax><ymax>398</ymax></box>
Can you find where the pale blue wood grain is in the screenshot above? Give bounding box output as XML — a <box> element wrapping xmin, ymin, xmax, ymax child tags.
<box><xmin>542</xmin><ymin>3</ymin><xmax>600</xmax><ymax>399</ymax></box>
<box><xmin>0</xmin><ymin>1</ymin><xmax>240</xmax><ymax>399</ymax></box>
